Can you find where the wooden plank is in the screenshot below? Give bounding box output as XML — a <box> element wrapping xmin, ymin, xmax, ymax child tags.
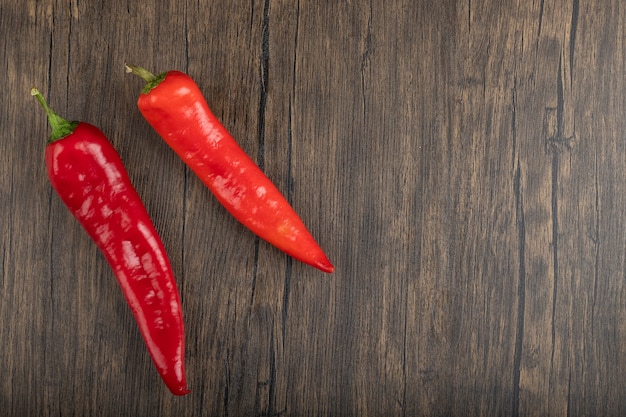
<box><xmin>2</xmin><ymin>0</ymin><xmax>626</xmax><ymax>415</ymax></box>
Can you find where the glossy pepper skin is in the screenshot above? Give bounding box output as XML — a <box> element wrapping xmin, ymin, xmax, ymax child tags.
<box><xmin>32</xmin><ymin>88</ymin><xmax>189</xmax><ymax>395</ymax></box>
<box><xmin>126</xmin><ymin>65</ymin><xmax>334</xmax><ymax>273</ymax></box>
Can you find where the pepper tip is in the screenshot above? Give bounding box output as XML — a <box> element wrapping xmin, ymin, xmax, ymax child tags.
<box><xmin>174</xmin><ymin>388</ymin><xmax>191</xmax><ymax>396</ymax></box>
<box><xmin>316</xmin><ymin>258</ymin><xmax>335</xmax><ymax>274</ymax></box>
<box><xmin>168</xmin><ymin>384</ymin><xmax>191</xmax><ymax>396</ymax></box>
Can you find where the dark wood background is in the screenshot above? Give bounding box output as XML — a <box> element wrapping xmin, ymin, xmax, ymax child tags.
<box><xmin>2</xmin><ymin>0</ymin><xmax>626</xmax><ymax>416</ymax></box>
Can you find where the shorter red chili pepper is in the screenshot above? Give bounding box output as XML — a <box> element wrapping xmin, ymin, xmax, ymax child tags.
<box><xmin>125</xmin><ymin>64</ymin><xmax>334</xmax><ymax>273</ymax></box>
<box><xmin>32</xmin><ymin>88</ymin><xmax>189</xmax><ymax>395</ymax></box>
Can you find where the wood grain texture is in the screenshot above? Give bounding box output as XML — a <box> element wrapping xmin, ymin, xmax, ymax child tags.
<box><xmin>2</xmin><ymin>0</ymin><xmax>626</xmax><ymax>416</ymax></box>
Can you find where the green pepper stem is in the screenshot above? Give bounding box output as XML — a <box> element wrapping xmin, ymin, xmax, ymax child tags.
<box><xmin>31</xmin><ymin>87</ymin><xmax>78</xmax><ymax>143</ymax></box>
<box><xmin>125</xmin><ymin>63</ymin><xmax>167</xmax><ymax>94</ymax></box>
<box><xmin>125</xmin><ymin>64</ymin><xmax>156</xmax><ymax>83</ymax></box>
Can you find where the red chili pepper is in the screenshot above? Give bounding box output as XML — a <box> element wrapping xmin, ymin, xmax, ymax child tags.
<box><xmin>31</xmin><ymin>88</ymin><xmax>189</xmax><ymax>395</ymax></box>
<box><xmin>125</xmin><ymin>64</ymin><xmax>334</xmax><ymax>273</ymax></box>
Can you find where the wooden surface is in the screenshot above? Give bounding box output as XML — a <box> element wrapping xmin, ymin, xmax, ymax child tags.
<box><xmin>2</xmin><ymin>0</ymin><xmax>626</xmax><ymax>416</ymax></box>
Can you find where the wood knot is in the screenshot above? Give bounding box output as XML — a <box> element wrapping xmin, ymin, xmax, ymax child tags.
<box><xmin>543</xmin><ymin>107</ymin><xmax>576</xmax><ymax>153</ymax></box>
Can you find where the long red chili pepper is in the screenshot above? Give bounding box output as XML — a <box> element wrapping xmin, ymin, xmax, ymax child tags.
<box><xmin>125</xmin><ymin>64</ymin><xmax>334</xmax><ymax>273</ymax></box>
<box><xmin>31</xmin><ymin>88</ymin><xmax>189</xmax><ymax>395</ymax></box>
